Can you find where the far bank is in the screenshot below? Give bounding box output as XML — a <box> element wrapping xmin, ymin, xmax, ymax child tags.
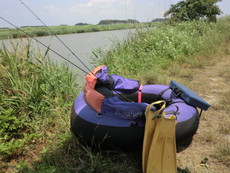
<box><xmin>0</xmin><ymin>22</ymin><xmax>159</xmax><ymax>40</ymax></box>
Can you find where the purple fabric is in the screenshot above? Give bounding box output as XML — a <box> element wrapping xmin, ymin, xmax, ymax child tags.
<box><xmin>142</xmin><ymin>85</ymin><xmax>171</xmax><ymax>100</ymax></box>
<box><xmin>101</xmin><ymin>96</ymin><xmax>148</xmax><ymax>120</ymax></box>
<box><xmin>110</xmin><ymin>75</ymin><xmax>139</xmax><ymax>92</ymax></box>
<box><xmin>93</xmin><ymin>66</ymin><xmax>198</xmax><ymax>122</ymax></box>
<box><xmin>95</xmin><ymin>65</ymin><xmax>110</xmax><ymax>82</ymax></box>
<box><xmin>95</xmin><ymin>65</ymin><xmax>140</xmax><ymax>93</ymax></box>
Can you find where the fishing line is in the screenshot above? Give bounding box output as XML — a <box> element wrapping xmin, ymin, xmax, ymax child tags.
<box><xmin>19</xmin><ymin>0</ymin><xmax>92</xmax><ymax>74</ymax></box>
<box><xmin>1</xmin><ymin>5</ymin><xmax>135</xmax><ymax>103</ymax></box>
<box><xmin>0</xmin><ymin>17</ymin><xmax>89</xmax><ymax>74</ymax></box>
<box><xmin>0</xmin><ymin>17</ymin><xmax>134</xmax><ymax>102</ymax></box>
<box><xmin>18</xmin><ymin>1</ymin><xmax>136</xmax><ymax>102</ymax></box>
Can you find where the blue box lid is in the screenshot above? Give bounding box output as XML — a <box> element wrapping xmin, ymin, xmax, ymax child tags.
<box><xmin>169</xmin><ymin>80</ymin><xmax>211</xmax><ymax>111</ymax></box>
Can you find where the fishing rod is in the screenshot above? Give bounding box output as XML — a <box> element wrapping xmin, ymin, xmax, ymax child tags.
<box><xmin>18</xmin><ymin>1</ymin><xmax>135</xmax><ymax>102</ymax></box>
<box><xmin>19</xmin><ymin>0</ymin><xmax>92</xmax><ymax>74</ymax></box>
<box><xmin>0</xmin><ymin>17</ymin><xmax>89</xmax><ymax>75</ymax></box>
<box><xmin>1</xmin><ymin>17</ymin><xmax>134</xmax><ymax>103</ymax></box>
<box><xmin>1</xmin><ymin>14</ymin><xmax>134</xmax><ymax>103</ymax></box>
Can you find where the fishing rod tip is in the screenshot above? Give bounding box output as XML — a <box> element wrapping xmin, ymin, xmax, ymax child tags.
<box><xmin>20</xmin><ymin>0</ymin><xmax>25</xmax><ymax>5</ymax></box>
<box><xmin>0</xmin><ymin>17</ymin><xmax>5</xmax><ymax>21</ymax></box>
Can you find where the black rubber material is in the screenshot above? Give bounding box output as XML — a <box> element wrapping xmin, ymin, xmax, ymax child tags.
<box><xmin>71</xmin><ymin>85</ymin><xmax>200</xmax><ymax>150</ymax></box>
<box><xmin>71</xmin><ymin>108</ymin><xmax>144</xmax><ymax>150</ymax></box>
<box><xmin>70</xmin><ymin>106</ymin><xmax>200</xmax><ymax>150</ymax></box>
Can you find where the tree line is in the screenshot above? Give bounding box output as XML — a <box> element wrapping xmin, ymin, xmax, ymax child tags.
<box><xmin>164</xmin><ymin>0</ymin><xmax>222</xmax><ymax>23</ymax></box>
<box><xmin>98</xmin><ymin>19</ymin><xmax>139</xmax><ymax>25</ymax></box>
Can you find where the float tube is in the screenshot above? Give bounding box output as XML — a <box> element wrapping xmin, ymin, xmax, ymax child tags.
<box><xmin>71</xmin><ymin>65</ymin><xmax>210</xmax><ymax>150</ymax></box>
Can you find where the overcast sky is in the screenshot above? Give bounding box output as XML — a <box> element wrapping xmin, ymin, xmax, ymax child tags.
<box><xmin>0</xmin><ymin>0</ymin><xmax>229</xmax><ymax>27</ymax></box>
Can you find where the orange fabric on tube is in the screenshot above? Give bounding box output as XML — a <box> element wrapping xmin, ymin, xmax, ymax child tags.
<box><xmin>84</xmin><ymin>65</ymin><xmax>105</xmax><ymax>113</ymax></box>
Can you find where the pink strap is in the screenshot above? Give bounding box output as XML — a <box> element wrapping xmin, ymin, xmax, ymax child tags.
<box><xmin>138</xmin><ymin>85</ymin><xmax>142</xmax><ymax>103</ymax></box>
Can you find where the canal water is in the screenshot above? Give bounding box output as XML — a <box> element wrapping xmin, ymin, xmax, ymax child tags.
<box><xmin>1</xmin><ymin>29</ymin><xmax>136</xmax><ymax>77</ymax></box>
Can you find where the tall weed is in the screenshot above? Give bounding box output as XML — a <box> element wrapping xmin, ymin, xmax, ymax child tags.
<box><xmin>0</xmin><ymin>42</ymin><xmax>79</xmax><ymax>160</ymax></box>
<box><xmin>96</xmin><ymin>17</ymin><xmax>230</xmax><ymax>79</ymax></box>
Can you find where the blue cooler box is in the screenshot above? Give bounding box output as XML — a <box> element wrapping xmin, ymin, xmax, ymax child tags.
<box><xmin>169</xmin><ymin>80</ymin><xmax>211</xmax><ymax>111</ymax></box>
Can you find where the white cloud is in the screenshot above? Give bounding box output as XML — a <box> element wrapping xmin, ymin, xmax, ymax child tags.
<box><xmin>77</xmin><ymin>0</ymin><xmax>117</xmax><ymax>8</ymax></box>
<box><xmin>31</xmin><ymin>0</ymin><xmax>166</xmax><ymax>25</ymax></box>
<box><xmin>44</xmin><ymin>5</ymin><xmax>59</xmax><ymax>13</ymax></box>
<box><xmin>120</xmin><ymin>0</ymin><xmax>132</xmax><ymax>6</ymax></box>
<box><xmin>68</xmin><ymin>0</ymin><xmax>126</xmax><ymax>19</ymax></box>
<box><xmin>2</xmin><ymin>10</ymin><xmax>13</xmax><ymax>15</ymax></box>
<box><xmin>147</xmin><ymin>2</ymin><xmax>156</xmax><ymax>6</ymax></box>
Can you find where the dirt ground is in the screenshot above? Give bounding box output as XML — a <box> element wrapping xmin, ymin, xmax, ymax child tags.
<box><xmin>177</xmin><ymin>55</ymin><xmax>230</xmax><ymax>173</ymax></box>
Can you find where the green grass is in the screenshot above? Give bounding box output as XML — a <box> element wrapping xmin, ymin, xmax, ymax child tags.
<box><xmin>1</xmin><ymin>16</ymin><xmax>230</xmax><ymax>172</ymax></box>
<box><xmin>95</xmin><ymin>17</ymin><xmax>230</xmax><ymax>81</ymax></box>
<box><xmin>0</xmin><ymin>43</ymin><xmax>79</xmax><ymax>162</ymax></box>
<box><xmin>17</xmin><ymin>135</ymin><xmax>142</xmax><ymax>173</ymax></box>
<box><xmin>0</xmin><ymin>22</ymin><xmax>158</xmax><ymax>40</ymax></box>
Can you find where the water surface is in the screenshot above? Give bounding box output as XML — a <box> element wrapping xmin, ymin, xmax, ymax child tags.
<box><xmin>1</xmin><ymin>29</ymin><xmax>136</xmax><ymax>77</ymax></box>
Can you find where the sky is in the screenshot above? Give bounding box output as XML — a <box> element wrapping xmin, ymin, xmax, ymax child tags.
<box><xmin>0</xmin><ymin>0</ymin><xmax>230</xmax><ymax>28</ymax></box>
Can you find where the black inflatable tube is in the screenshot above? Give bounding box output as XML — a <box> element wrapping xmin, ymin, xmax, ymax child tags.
<box><xmin>71</xmin><ymin>106</ymin><xmax>200</xmax><ymax>150</ymax></box>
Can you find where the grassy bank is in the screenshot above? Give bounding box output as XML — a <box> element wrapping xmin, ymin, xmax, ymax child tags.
<box><xmin>0</xmin><ymin>44</ymin><xmax>80</xmax><ymax>170</ymax></box>
<box><xmin>0</xmin><ymin>17</ymin><xmax>230</xmax><ymax>172</ymax></box>
<box><xmin>96</xmin><ymin>17</ymin><xmax>230</xmax><ymax>80</ymax></box>
<box><xmin>0</xmin><ymin>22</ymin><xmax>156</xmax><ymax>40</ymax></box>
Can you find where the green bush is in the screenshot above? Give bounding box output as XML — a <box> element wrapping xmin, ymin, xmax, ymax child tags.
<box><xmin>35</xmin><ymin>30</ymin><xmax>49</xmax><ymax>37</ymax></box>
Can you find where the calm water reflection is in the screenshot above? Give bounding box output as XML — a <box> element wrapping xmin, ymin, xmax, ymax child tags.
<box><xmin>1</xmin><ymin>29</ymin><xmax>136</xmax><ymax>78</ymax></box>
